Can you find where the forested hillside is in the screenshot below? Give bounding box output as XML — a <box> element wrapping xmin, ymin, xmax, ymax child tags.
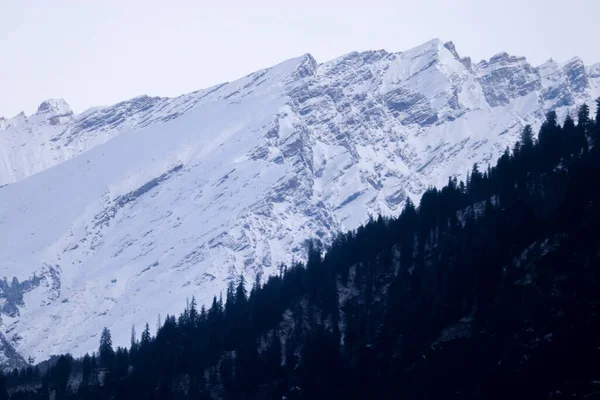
<box><xmin>2</xmin><ymin>39</ymin><xmax>598</xmax><ymax>368</ymax></box>
<box><xmin>3</xmin><ymin>100</ymin><xmax>600</xmax><ymax>399</ymax></box>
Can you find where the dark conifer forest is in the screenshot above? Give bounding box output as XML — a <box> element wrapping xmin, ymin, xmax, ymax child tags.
<box><xmin>3</xmin><ymin>101</ymin><xmax>600</xmax><ymax>399</ymax></box>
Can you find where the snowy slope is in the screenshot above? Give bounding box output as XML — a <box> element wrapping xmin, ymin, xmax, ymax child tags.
<box><xmin>0</xmin><ymin>39</ymin><xmax>598</xmax><ymax>366</ymax></box>
<box><xmin>0</xmin><ymin>88</ymin><xmax>227</xmax><ymax>185</ymax></box>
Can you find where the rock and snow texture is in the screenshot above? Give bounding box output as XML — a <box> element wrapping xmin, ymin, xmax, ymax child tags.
<box><xmin>0</xmin><ymin>39</ymin><xmax>598</xmax><ymax>366</ymax></box>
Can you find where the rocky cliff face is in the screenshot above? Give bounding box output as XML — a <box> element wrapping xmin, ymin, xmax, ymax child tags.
<box><xmin>0</xmin><ymin>39</ymin><xmax>598</xmax><ymax>367</ymax></box>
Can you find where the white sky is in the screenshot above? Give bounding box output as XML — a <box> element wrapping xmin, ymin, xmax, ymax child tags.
<box><xmin>1</xmin><ymin>0</ymin><xmax>598</xmax><ymax>117</ymax></box>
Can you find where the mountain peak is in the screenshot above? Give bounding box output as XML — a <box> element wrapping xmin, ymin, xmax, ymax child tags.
<box><xmin>296</xmin><ymin>53</ymin><xmax>318</xmax><ymax>78</ymax></box>
<box><xmin>489</xmin><ymin>52</ymin><xmax>511</xmax><ymax>63</ymax></box>
<box><xmin>443</xmin><ymin>41</ymin><xmax>460</xmax><ymax>58</ymax></box>
<box><xmin>423</xmin><ymin>37</ymin><xmax>443</xmax><ymax>48</ymax></box>
<box><xmin>564</xmin><ymin>56</ymin><xmax>584</xmax><ymax>64</ymax></box>
<box><xmin>476</xmin><ymin>52</ymin><xmax>528</xmax><ymax>70</ymax></box>
<box><xmin>37</xmin><ymin>98</ymin><xmax>72</xmax><ymax>116</ymax></box>
<box><xmin>411</xmin><ymin>38</ymin><xmax>443</xmax><ymax>56</ymax></box>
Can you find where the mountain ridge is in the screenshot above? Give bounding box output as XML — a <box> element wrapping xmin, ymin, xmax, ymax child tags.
<box><xmin>0</xmin><ymin>39</ymin><xmax>598</xmax><ymax>367</ymax></box>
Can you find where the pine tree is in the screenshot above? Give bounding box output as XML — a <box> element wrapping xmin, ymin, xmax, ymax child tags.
<box><xmin>141</xmin><ymin>323</ymin><xmax>151</xmax><ymax>345</ymax></box>
<box><xmin>578</xmin><ymin>103</ymin><xmax>591</xmax><ymax>130</ymax></box>
<box><xmin>563</xmin><ymin>114</ymin><xmax>581</xmax><ymax>159</ymax></box>
<box><xmin>564</xmin><ymin>114</ymin><xmax>576</xmax><ymax>131</ymax></box>
<box><xmin>538</xmin><ymin>110</ymin><xmax>561</xmax><ymax>166</ymax></box>
<box><xmin>91</xmin><ymin>353</ymin><xmax>97</xmax><ymax>370</ymax></box>
<box><xmin>576</xmin><ymin>103</ymin><xmax>591</xmax><ymax>153</ymax></box>
<box><xmin>99</xmin><ymin>327</ymin><xmax>115</xmax><ymax>369</ymax></box>
<box><xmin>200</xmin><ymin>304</ymin><xmax>207</xmax><ymax>324</ymax></box>
<box><xmin>52</xmin><ymin>355</ymin><xmax>72</xmax><ymax>399</ymax></box>
<box><xmin>82</xmin><ymin>353</ymin><xmax>92</xmax><ymax>385</ymax></box>
<box><xmin>189</xmin><ymin>296</ymin><xmax>198</xmax><ymax>325</ymax></box>
<box><xmin>209</xmin><ymin>295</ymin><xmax>220</xmax><ymax>320</ymax></box>
<box><xmin>225</xmin><ymin>280</ymin><xmax>235</xmax><ymax>316</ymax></box>
<box><xmin>468</xmin><ymin>163</ymin><xmax>484</xmax><ymax>200</ymax></box>
<box><xmin>520</xmin><ymin>124</ymin><xmax>534</xmax><ymax>148</ymax></box>
<box><xmin>252</xmin><ymin>272</ymin><xmax>262</xmax><ymax>296</ymax></box>
<box><xmin>236</xmin><ymin>274</ymin><xmax>248</xmax><ymax>305</ymax></box>
<box><xmin>130</xmin><ymin>325</ymin><xmax>137</xmax><ymax>348</ymax></box>
<box><xmin>115</xmin><ymin>347</ymin><xmax>129</xmax><ymax>376</ymax></box>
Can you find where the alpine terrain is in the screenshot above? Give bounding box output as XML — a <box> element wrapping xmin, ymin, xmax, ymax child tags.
<box><xmin>0</xmin><ymin>38</ymin><xmax>598</xmax><ymax>369</ymax></box>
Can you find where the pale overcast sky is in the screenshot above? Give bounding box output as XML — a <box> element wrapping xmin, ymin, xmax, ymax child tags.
<box><xmin>1</xmin><ymin>0</ymin><xmax>598</xmax><ymax>117</ymax></box>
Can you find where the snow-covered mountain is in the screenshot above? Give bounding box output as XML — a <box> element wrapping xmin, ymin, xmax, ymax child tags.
<box><xmin>0</xmin><ymin>39</ymin><xmax>598</xmax><ymax>368</ymax></box>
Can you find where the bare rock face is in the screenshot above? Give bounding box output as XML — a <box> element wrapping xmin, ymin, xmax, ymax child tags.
<box><xmin>0</xmin><ymin>40</ymin><xmax>598</xmax><ymax>368</ymax></box>
<box><xmin>0</xmin><ymin>331</ymin><xmax>27</xmax><ymax>372</ymax></box>
<box><xmin>37</xmin><ymin>99</ymin><xmax>73</xmax><ymax>115</ymax></box>
<box><xmin>477</xmin><ymin>53</ymin><xmax>542</xmax><ymax>107</ymax></box>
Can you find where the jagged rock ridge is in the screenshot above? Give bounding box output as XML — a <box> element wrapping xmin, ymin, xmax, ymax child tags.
<box><xmin>0</xmin><ymin>38</ymin><xmax>598</xmax><ymax>367</ymax></box>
